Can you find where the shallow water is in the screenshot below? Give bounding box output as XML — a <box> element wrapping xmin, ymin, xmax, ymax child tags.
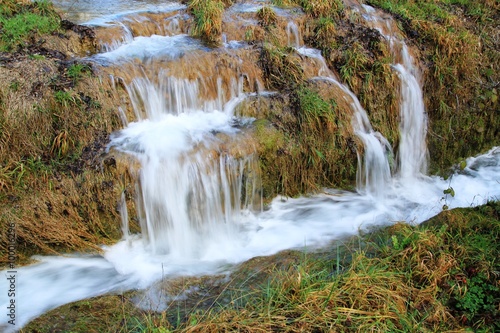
<box><xmin>52</xmin><ymin>0</ymin><xmax>185</xmax><ymax>25</ymax></box>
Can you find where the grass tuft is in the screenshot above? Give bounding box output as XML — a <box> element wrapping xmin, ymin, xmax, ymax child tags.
<box><xmin>188</xmin><ymin>0</ymin><xmax>225</xmax><ymax>45</ymax></box>
<box><xmin>259</xmin><ymin>43</ymin><xmax>304</xmax><ymax>92</ymax></box>
<box><xmin>256</xmin><ymin>6</ymin><xmax>277</xmax><ymax>30</ymax></box>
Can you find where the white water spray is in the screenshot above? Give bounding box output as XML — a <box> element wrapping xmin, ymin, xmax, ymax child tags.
<box><xmin>108</xmin><ymin>59</ymin><xmax>260</xmax><ymax>256</ymax></box>
<box><xmin>394</xmin><ymin>48</ymin><xmax>428</xmax><ymax>178</ymax></box>
<box><xmin>109</xmin><ymin>113</ymin><xmax>260</xmax><ymax>257</ymax></box>
<box><xmin>296</xmin><ymin>46</ymin><xmax>392</xmax><ymax>197</ymax></box>
<box><xmin>359</xmin><ymin>4</ymin><xmax>428</xmax><ymax>179</ymax></box>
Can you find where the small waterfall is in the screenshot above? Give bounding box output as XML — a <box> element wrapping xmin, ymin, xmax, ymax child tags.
<box><xmin>295</xmin><ymin>1</ymin><xmax>429</xmax><ymax>191</ymax></box>
<box><xmin>394</xmin><ymin>46</ymin><xmax>428</xmax><ymax>178</ymax></box>
<box><xmin>109</xmin><ymin>64</ymin><xmax>260</xmax><ymax>256</ymax></box>
<box><xmin>352</xmin><ymin>103</ymin><xmax>393</xmax><ymax>196</ymax></box>
<box><xmin>3</xmin><ymin>4</ymin><xmax>500</xmax><ymax>331</ymax></box>
<box><xmin>359</xmin><ymin>4</ymin><xmax>428</xmax><ymax>179</ymax></box>
<box><xmin>125</xmin><ymin>74</ymin><xmax>210</xmax><ymax>120</ymax></box>
<box><xmin>296</xmin><ymin>47</ymin><xmax>392</xmax><ymax>197</ymax></box>
<box><xmin>287</xmin><ymin>21</ymin><xmax>301</xmax><ymax>48</ymax></box>
<box><xmin>100</xmin><ymin>23</ymin><xmax>134</xmax><ymax>53</ymax></box>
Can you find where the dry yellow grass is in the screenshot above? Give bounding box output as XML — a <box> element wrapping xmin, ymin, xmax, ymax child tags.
<box><xmin>0</xmin><ymin>11</ymin><xmax>132</xmax><ymax>262</ymax></box>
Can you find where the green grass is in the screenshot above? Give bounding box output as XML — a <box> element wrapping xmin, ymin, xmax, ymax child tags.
<box><xmin>296</xmin><ymin>0</ymin><xmax>344</xmax><ymax>19</ymax></box>
<box><xmin>259</xmin><ymin>43</ymin><xmax>304</xmax><ymax>91</ymax></box>
<box><xmin>67</xmin><ymin>63</ymin><xmax>92</xmax><ymax>84</ymax></box>
<box><xmin>188</xmin><ymin>0</ymin><xmax>225</xmax><ymax>45</ymax></box>
<box><xmin>0</xmin><ymin>0</ymin><xmax>60</xmax><ymax>51</ymax></box>
<box><xmin>339</xmin><ymin>42</ymin><xmax>370</xmax><ymax>91</ymax></box>
<box><xmin>176</xmin><ymin>202</ymin><xmax>499</xmax><ymax>332</ymax></box>
<box><xmin>311</xmin><ymin>17</ymin><xmax>337</xmax><ymax>50</ymax></box>
<box><xmin>54</xmin><ymin>90</ymin><xmax>79</xmax><ymax>107</ymax></box>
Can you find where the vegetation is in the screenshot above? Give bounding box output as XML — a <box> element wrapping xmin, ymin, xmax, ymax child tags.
<box><xmin>248</xmin><ymin>37</ymin><xmax>360</xmax><ymax>197</ymax></box>
<box><xmin>252</xmin><ymin>0</ymin><xmax>401</xmax><ymax>196</ymax></box>
<box><xmin>263</xmin><ymin>0</ymin><xmax>498</xmax><ymax>177</ymax></box>
<box><xmin>256</xmin><ymin>6</ymin><xmax>278</xmax><ymax>30</ymax></box>
<box><xmin>67</xmin><ymin>62</ymin><xmax>92</xmax><ymax>84</ymax></box>
<box><xmin>259</xmin><ymin>43</ymin><xmax>304</xmax><ymax>92</ymax></box>
<box><xmin>0</xmin><ymin>0</ymin><xmax>60</xmax><ymax>51</ymax></box>
<box><xmin>295</xmin><ymin>0</ymin><xmax>345</xmax><ymax>20</ymax></box>
<box><xmin>0</xmin><ymin>0</ymin><xmax>128</xmax><ymax>262</ymax></box>
<box><xmin>188</xmin><ymin>0</ymin><xmax>225</xmax><ymax>45</ymax></box>
<box><xmin>261</xmin><ymin>0</ymin><xmax>400</xmax><ymax>179</ymax></box>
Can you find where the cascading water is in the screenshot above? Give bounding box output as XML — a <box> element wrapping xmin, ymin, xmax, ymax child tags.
<box><xmin>110</xmin><ymin>112</ymin><xmax>260</xmax><ymax>257</ymax></box>
<box><xmin>1</xmin><ymin>2</ymin><xmax>499</xmax><ymax>332</ymax></box>
<box><xmin>287</xmin><ymin>21</ymin><xmax>301</xmax><ymax>48</ymax></box>
<box><xmin>290</xmin><ymin>2</ymin><xmax>429</xmax><ymax>193</ymax></box>
<box><xmin>358</xmin><ymin>4</ymin><xmax>428</xmax><ymax>179</ymax></box>
<box><xmin>394</xmin><ymin>54</ymin><xmax>428</xmax><ymax>178</ymax></box>
<box><xmin>107</xmin><ymin>54</ymin><xmax>261</xmax><ymax>257</ymax></box>
<box><xmin>293</xmin><ymin>42</ymin><xmax>392</xmax><ymax>197</ymax></box>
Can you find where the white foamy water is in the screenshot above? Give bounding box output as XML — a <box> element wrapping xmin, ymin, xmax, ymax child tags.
<box><xmin>92</xmin><ymin>34</ymin><xmax>205</xmax><ymax>64</ymax></box>
<box><xmin>295</xmin><ymin>46</ymin><xmax>393</xmax><ymax>197</ymax></box>
<box><xmin>394</xmin><ymin>59</ymin><xmax>428</xmax><ymax>178</ymax></box>
<box><xmin>51</xmin><ymin>0</ymin><xmax>185</xmax><ymax>25</ymax></box>
<box><xmin>358</xmin><ymin>4</ymin><xmax>428</xmax><ymax>179</ymax></box>
<box><xmin>109</xmin><ymin>110</ymin><xmax>259</xmax><ymax>257</ymax></box>
<box><xmin>2</xmin><ymin>147</ymin><xmax>499</xmax><ymax>332</ymax></box>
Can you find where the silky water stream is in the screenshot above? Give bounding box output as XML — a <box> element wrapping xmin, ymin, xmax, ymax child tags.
<box><xmin>1</xmin><ymin>1</ymin><xmax>499</xmax><ymax>331</ymax></box>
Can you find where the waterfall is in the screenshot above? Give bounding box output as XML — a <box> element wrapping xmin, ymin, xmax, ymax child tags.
<box><xmin>124</xmin><ymin>74</ymin><xmax>218</xmax><ymax>120</ymax></box>
<box><xmin>359</xmin><ymin>4</ymin><xmax>428</xmax><ymax>179</ymax></box>
<box><xmin>296</xmin><ymin>46</ymin><xmax>392</xmax><ymax>197</ymax></box>
<box><xmin>109</xmin><ymin>71</ymin><xmax>260</xmax><ymax>256</ymax></box>
<box><xmin>394</xmin><ymin>46</ymin><xmax>428</xmax><ymax>178</ymax></box>
<box><xmin>287</xmin><ymin>21</ymin><xmax>301</xmax><ymax>48</ymax></box>
<box><xmin>294</xmin><ymin>0</ymin><xmax>430</xmax><ymax>191</ymax></box>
